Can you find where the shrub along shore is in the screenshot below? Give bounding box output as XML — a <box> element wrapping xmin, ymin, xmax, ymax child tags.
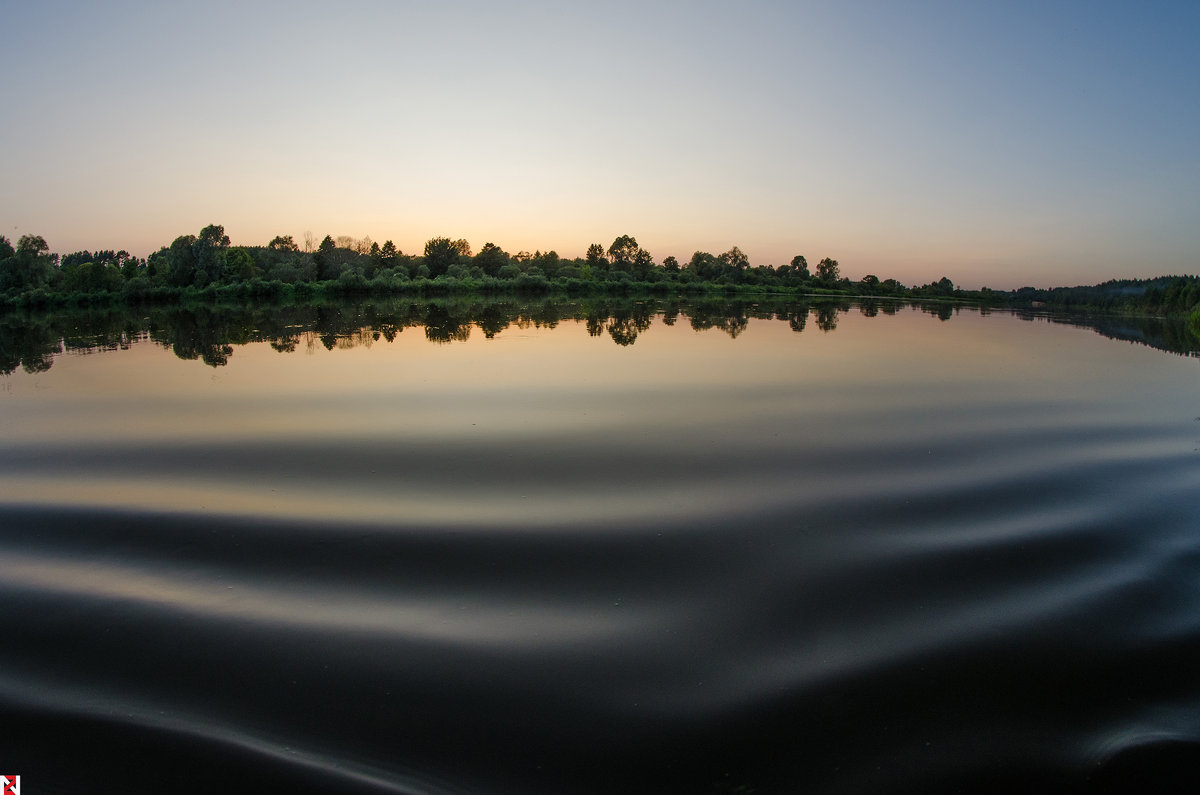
<box><xmin>2</xmin><ymin>225</ymin><xmax>1197</xmax><ymax>320</ymax></box>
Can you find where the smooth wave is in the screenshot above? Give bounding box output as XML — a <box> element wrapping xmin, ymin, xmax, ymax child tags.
<box><xmin>2</xmin><ymin>305</ymin><xmax>1199</xmax><ymax>793</ymax></box>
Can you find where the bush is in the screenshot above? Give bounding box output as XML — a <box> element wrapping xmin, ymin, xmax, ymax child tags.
<box><xmin>245</xmin><ymin>278</ymin><xmax>284</xmax><ymax>299</ymax></box>
<box><xmin>335</xmin><ymin>270</ymin><xmax>369</xmax><ymax>293</ymax></box>
<box><xmin>514</xmin><ymin>273</ymin><xmax>549</xmax><ymax>292</ymax></box>
<box><xmin>292</xmin><ymin>282</ymin><xmax>316</xmax><ymax>301</ymax></box>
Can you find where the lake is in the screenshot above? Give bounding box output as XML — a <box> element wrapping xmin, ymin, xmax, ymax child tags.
<box><xmin>1</xmin><ymin>297</ymin><xmax>1198</xmax><ymax>794</ymax></box>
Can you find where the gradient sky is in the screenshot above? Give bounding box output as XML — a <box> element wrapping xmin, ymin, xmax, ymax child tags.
<box><xmin>2</xmin><ymin>1</ymin><xmax>1197</xmax><ymax>289</ymax></box>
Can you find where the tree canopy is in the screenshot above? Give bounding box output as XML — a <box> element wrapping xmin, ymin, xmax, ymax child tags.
<box><xmin>8</xmin><ymin>222</ymin><xmax>1192</xmax><ymax>321</ymax></box>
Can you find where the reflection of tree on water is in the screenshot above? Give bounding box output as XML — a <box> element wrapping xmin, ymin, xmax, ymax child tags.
<box><xmin>815</xmin><ymin>305</ymin><xmax>839</xmax><ymax>332</ymax></box>
<box><xmin>270</xmin><ymin>336</ymin><xmax>300</xmax><ymax>353</ymax></box>
<box><xmin>4</xmin><ymin>296</ymin><xmax>1197</xmax><ymax>371</ymax></box>
<box><xmin>476</xmin><ymin>304</ymin><xmax>510</xmax><ymax>339</ymax></box>
<box><xmin>0</xmin><ymin>317</ymin><xmax>57</xmax><ymax>374</ymax></box>
<box><xmin>606</xmin><ymin>304</ymin><xmax>653</xmax><ymax>347</ymax></box>
<box><xmin>1023</xmin><ymin>310</ymin><xmax>1200</xmax><ymax>358</ymax></box>
<box><xmin>785</xmin><ymin>309</ymin><xmax>807</xmax><ymax>333</ymax></box>
<box><xmin>585</xmin><ymin>313</ymin><xmax>605</xmax><ymax>338</ymax></box>
<box><xmin>156</xmin><ymin>308</ymin><xmax>237</xmax><ymax>367</ymax></box>
<box><xmin>423</xmin><ymin>304</ymin><xmax>472</xmax><ymax>344</ymax></box>
<box><xmin>525</xmin><ymin>302</ymin><xmax>560</xmax><ymax>331</ymax></box>
<box><xmin>689</xmin><ymin>299</ymin><xmax>749</xmax><ymax>338</ymax></box>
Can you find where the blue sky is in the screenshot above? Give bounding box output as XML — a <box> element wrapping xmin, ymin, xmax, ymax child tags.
<box><xmin>1</xmin><ymin>0</ymin><xmax>1197</xmax><ymax>288</ymax></box>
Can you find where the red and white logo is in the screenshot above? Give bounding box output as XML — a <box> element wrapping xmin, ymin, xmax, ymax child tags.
<box><xmin>0</xmin><ymin>775</ymin><xmax>18</xmax><ymax>795</ymax></box>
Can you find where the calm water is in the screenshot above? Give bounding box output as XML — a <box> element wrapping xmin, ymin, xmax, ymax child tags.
<box><xmin>1</xmin><ymin>299</ymin><xmax>1199</xmax><ymax>794</ymax></box>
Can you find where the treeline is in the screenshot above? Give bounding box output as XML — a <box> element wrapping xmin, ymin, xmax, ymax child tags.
<box><xmin>1011</xmin><ymin>275</ymin><xmax>1200</xmax><ymax>316</ymax></box>
<box><xmin>5</xmin><ymin>226</ymin><xmax>1198</xmax><ymax>322</ymax></box>
<box><xmin>0</xmin><ymin>225</ymin><xmax>977</xmax><ymax>309</ymax></box>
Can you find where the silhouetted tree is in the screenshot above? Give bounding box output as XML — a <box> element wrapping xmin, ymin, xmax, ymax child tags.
<box><xmin>166</xmin><ymin>234</ymin><xmax>199</xmax><ymax>286</ymax></box>
<box><xmin>193</xmin><ymin>224</ymin><xmax>231</xmax><ymax>285</ymax></box>
<box><xmin>585</xmin><ymin>243</ymin><xmax>607</xmax><ymax>269</ymax></box>
<box><xmin>475</xmin><ymin>242</ymin><xmax>509</xmax><ymax>276</ymax></box>
<box><xmin>424</xmin><ymin>237</ymin><xmax>461</xmax><ymax>277</ymax></box>
<box><xmin>607</xmin><ymin>235</ymin><xmax>640</xmax><ymax>272</ymax></box>
<box><xmin>314</xmin><ymin>235</ymin><xmax>339</xmax><ymax>280</ymax></box>
<box><xmin>632</xmin><ymin>248</ymin><xmax>655</xmax><ymax>279</ymax></box>
<box><xmin>790</xmin><ymin>255</ymin><xmax>810</xmax><ymax>279</ymax></box>
<box><xmin>720</xmin><ymin>246</ymin><xmax>748</xmax><ymax>272</ymax></box>
<box><xmin>816</xmin><ymin>257</ymin><xmax>840</xmax><ymax>283</ymax></box>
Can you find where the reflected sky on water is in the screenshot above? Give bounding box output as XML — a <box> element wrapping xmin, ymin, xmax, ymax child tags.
<box><xmin>1</xmin><ymin>299</ymin><xmax>1199</xmax><ymax>793</ymax></box>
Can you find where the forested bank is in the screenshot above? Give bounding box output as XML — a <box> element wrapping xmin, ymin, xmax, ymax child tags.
<box><xmin>0</xmin><ymin>225</ymin><xmax>989</xmax><ymax>309</ymax></box>
<box><xmin>2</xmin><ymin>225</ymin><xmax>1197</xmax><ymax>324</ymax></box>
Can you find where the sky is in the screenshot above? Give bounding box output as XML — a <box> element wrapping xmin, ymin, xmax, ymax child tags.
<box><xmin>1</xmin><ymin>0</ymin><xmax>1197</xmax><ymax>289</ymax></box>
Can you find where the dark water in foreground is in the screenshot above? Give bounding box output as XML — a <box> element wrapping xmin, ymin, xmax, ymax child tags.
<box><xmin>1</xmin><ymin>299</ymin><xmax>1199</xmax><ymax>794</ymax></box>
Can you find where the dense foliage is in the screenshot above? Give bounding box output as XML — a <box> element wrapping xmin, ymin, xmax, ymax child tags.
<box><xmin>1</xmin><ymin>225</ymin><xmax>1196</xmax><ymax>318</ymax></box>
<box><xmin>0</xmin><ymin>225</ymin><xmax>982</xmax><ymax>309</ymax></box>
<box><xmin>1011</xmin><ymin>275</ymin><xmax>1200</xmax><ymax>316</ymax></box>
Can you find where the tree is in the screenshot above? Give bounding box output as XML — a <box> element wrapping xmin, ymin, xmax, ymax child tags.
<box><xmin>166</xmin><ymin>234</ymin><xmax>199</xmax><ymax>286</ymax></box>
<box><xmin>474</xmin><ymin>242</ymin><xmax>509</xmax><ymax>276</ymax></box>
<box><xmin>194</xmin><ymin>224</ymin><xmax>231</xmax><ymax>284</ymax></box>
<box><xmin>687</xmin><ymin>251</ymin><xmax>721</xmax><ymax>281</ymax></box>
<box><xmin>197</xmin><ymin>224</ymin><xmax>230</xmax><ymax>249</ymax></box>
<box><xmin>121</xmin><ymin>255</ymin><xmax>141</xmax><ymax>281</ymax></box>
<box><xmin>790</xmin><ymin>255</ymin><xmax>810</xmax><ymax>279</ymax></box>
<box><xmin>607</xmin><ymin>235</ymin><xmax>640</xmax><ymax>271</ymax></box>
<box><xmin>585</xmin><ymin>243</ymin><xmax>607</xmax><ymax>270</ymax></box>
<box><xmin>268</xmin><ymin>235</ymin><xmax>299</xmax><ymax>251</ymax></box>
<box><xmin>223</xmin><ymin>248</ymin><xmax>257</xmax><ymax>282</ymax></box>
<box><xmin>380</xmin><ymin>240</ymin><xmax>399</xmax><ymax>270</ymax></box>
<box><xmin>2</xmin><ymin>234</ymin><xmax>54</xmax><ymax>290</ymax></box>
<box><xmin>531</xmin><ymin>249</ymin><xmax>561</xmax><ymax>277</ymax></box>
<box><xmin>145</xmin><ymin>248</ymin><xmax>168</xmax><ymax>283</ymax></box>
<box><xmin>16</xmin><ymin>234</ymin><xmax>48</xmax><ymax>258</ymax></box>
<box><xmin>719</xmin><ymin>246</ymin><xmax>748</xmax><ymax>272</ymax></box>
<box><xmin>632</xmin><ymin>248</ymin><xmax>655</xmax><ymax>278</ymax></box>
<box><xmin>423</xmin><ymin>237</ymin><xmax>461</xmax><ymax>277</ymax></box>
<box><xmin>662</xmin><ymin>255</ymin><xmax>679</xmax><ymax>272</ymax></box>
<box><xmin>816</xmin><ymin>257</ymin><xmax>839</xmax><ymax>283</ymax></box>
<box><xmin>314</xmin><ymin>235</ymin><xmax>339</xmax><ymax>280</ymax></box>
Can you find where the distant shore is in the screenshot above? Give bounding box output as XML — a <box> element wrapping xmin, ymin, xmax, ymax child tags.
<box><xmin>2</xmin><ymin>226</ymin><xmax>1197</xmax><ymax>320</ymax></box>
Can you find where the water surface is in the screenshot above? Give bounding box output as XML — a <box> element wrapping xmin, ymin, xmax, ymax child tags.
<box><xmin>1</xmin><ymin>299</ymin><xmax>1198</xmax><ymax>793</ymax></box>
